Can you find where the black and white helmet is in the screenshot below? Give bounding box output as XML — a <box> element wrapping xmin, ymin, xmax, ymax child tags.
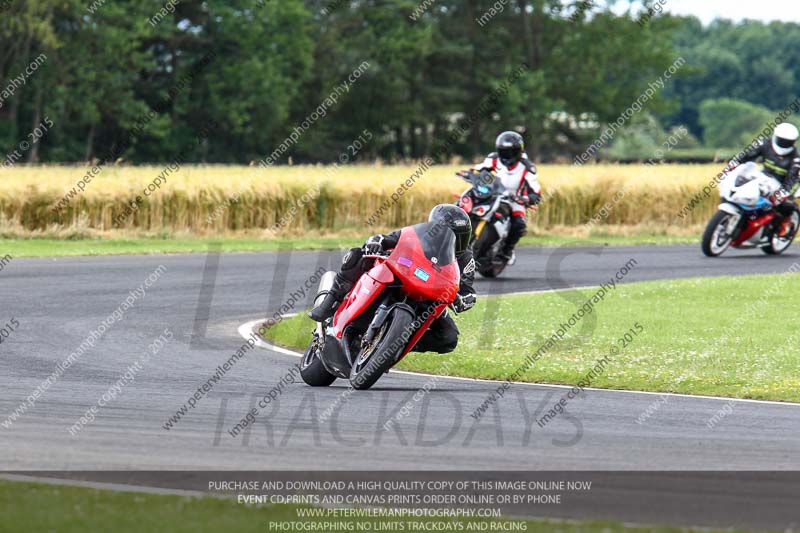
<box><xmin>772</xmin><ymin>123</ymin><xmax>799</xmax><ymax>156</ymax></box>
<box><xmin>495</xmin><ymin>131</ymin><xmax>524</xmax><ymax>167</ymax></box>
<box><xmin>428</xmin><ymin>204</ymin><xmax>471</xmax><ymax>255</ymax></box>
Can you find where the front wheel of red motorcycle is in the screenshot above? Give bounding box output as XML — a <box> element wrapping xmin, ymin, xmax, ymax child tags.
<box><xmin>349</xmin><ymin>308</ymin><xmax>415</xmax><ymax>390</ymax></box>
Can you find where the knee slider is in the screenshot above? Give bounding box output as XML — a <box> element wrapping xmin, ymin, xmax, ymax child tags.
<box><xmin>341</xmin><ymin>247</ymin><xmax>363</xmax><ymax>270</ymax></box>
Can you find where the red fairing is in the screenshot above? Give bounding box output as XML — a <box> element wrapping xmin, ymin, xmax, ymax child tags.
<box><xmin>332</xmin><ymin>263</ymin><xmax>394</xmax><ymax>338</ymax></box>
<box><xmin>385</xmin><ymin>228</ymin><xmax>460</xmax><ymax>303</ymax></box>
<box><xmin>732</xmin><ymin>213</ymin><xmax>775</xmax><ymax>246</ymax></box>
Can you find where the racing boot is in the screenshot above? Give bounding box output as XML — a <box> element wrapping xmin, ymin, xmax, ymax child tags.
<box><xmin>309</xmin><ymin>273</ymin><xmax>352</xmax><ymax>322</ymax></box>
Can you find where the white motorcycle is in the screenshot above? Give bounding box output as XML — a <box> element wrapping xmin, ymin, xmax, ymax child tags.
<box><xmin>702</xmin><ymin>162</ymin><xmax>800</xmax><ymax>257</ymax></box>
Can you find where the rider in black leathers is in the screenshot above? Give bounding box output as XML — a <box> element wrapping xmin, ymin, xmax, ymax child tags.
<box><xmin>309</xmin><ymin>204</ymin><xmax>477</xmax><ymax>354</ymax></box>
<box><xmin>735</xmin><ymin>123</ymin><xmax>800</xmax><ymax>226</ymax></box>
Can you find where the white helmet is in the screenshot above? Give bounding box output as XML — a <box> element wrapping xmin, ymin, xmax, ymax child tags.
<box><xmin>772</xmin><ymin>122</ymin><xmax>799</xmax><ymax>156</ymax></box>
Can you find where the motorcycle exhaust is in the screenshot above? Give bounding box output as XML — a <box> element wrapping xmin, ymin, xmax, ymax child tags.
<box><xmin>312</xmin><ymin>271</ymin><xmax>337</xmax><ymax>308</ymax></box>
<box><xmin>311</xmin><ymin>271</ymin><xmax>337</xmax><ymax>337</ymax></box>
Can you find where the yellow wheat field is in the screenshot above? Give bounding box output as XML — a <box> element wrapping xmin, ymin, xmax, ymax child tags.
<box><xmin>0</xmin><ymin>163</ymin><xmax>723</xmax><ymax>235</ymax></box>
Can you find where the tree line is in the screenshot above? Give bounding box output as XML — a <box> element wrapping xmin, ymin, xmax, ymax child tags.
<box><xmin>1</xmin><ymin>0</ymin><xmax>799</xmax><ymax>165</ymax></box>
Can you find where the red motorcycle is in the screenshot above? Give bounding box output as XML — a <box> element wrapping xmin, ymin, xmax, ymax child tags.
<box><xmin>302</xmin><ymin>222</ymin><xmax>460</xmax><ymax>390</ymax></box>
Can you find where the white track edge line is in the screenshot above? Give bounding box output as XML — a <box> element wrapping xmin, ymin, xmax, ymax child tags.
<box><xmin>238</xmin><ymin>317</ymin><xmax>800</xmax><ymax>408</ymax></box>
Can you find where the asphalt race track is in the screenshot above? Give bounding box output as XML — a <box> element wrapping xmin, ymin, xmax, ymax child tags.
<box><xmin>2</xmin><ymin>244</ymin><xmax>800</xmax><ymax>528</ymax></box>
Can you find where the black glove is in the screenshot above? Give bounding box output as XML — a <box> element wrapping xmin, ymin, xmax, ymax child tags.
<box><xmin>363</xmin><ymin>235</ymin><xmax>385</xmax><ymax>255</ymax></box>
<box><xmin>453</xmin><ymin>293</ymin><xmax>476</xmax><ymax>313</ymax></box>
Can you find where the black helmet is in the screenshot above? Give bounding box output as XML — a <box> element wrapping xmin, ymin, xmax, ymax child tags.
<box><xmin>428</xmin><ymin>204</ymin><xmax>471</xmax><ymax>255</ymax></box>
<box><xmin>495</xmin><ymin>131</ymin><xmax>524</xmax><ymax>167</ymax></box>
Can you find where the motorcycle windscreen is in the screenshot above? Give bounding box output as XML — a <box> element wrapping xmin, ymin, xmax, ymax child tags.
<box><xmin>386</xmin><ymin>223</ymin><xmax>460</xmax><ymax>303</ymax></box>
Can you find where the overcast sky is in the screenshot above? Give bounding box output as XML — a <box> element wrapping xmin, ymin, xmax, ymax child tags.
<box><xmin>613</xmin><ymin>0</ymin><xmax>800</xmax><ymax>24</ymax></box>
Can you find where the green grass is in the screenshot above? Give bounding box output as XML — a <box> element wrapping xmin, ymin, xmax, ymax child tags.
<box><xmin>268</xmin><ymin>273</ymin><xmax>800</xmax><ymax>402</ymax></box>
<box><xmin>0</xmin><ymin>233</ymin><xmax>697</xmax><ymax>258</ymax></box>
<box><xmin>522</xmin><ymin>233</ymin><xmax>697</xmax><ymax>247</ymax></box>
<box><xmin>0</xmin><ymin>236</ymin><xmax>361</xmax><ymax>257</ymax></box>
<box><xmin>0</xmin><ymin>479</ymin><xmax>761</xmax><ymax>533</ymax></box>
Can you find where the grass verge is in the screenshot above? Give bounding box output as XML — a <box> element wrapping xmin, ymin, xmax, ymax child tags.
<box><xmin>0</xmin><ymin>236</ymin><xmax>360</xmax><ymax>257</ymax></box>
<box><xmin>0</xmin><ymin>479</ymin><xmax>754</xmax><ymax>533</ymax></box>
<box><xmin>267</xmin><ymin>273</ymin><xmax>800</xmax><ymax>402</ymax></box>
<box><xmin>0</xmin><ymin>231</ymin><xmax>698</xmax><ymax>258</ymax></box>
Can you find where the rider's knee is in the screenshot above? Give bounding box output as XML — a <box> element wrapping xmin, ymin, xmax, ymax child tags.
<box><xmin>437</xmin><ymin>340</ymin><xmax>458</xmax><ymax>354</ymax></box>
<box><xmin>437</xmin><ymin>330</ymin><xmax>459</xmax><ymax>353</ymax></box>
<box><xmin>341</xmin><ymin>247</ymin><xmax>363</xmax><ymax>270</ymax></box>
<box><xmin>510</xmin><ymin>217</ymin><xmax>527</xmax><ymax>235</ymax></box>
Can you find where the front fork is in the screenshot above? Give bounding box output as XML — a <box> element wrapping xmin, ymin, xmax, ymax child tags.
<box><xmin>473</xmin><ymin>219</ymin><xmax>487</xmax><ymax>239</ymax></box>
<box><xmin>718</xmin><ymin>203</ymin><xmax>743</xmax><ymax>236</ymax></box>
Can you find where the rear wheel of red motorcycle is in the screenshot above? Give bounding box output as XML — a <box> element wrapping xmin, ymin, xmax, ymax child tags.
<box><xmin>300</xmin><ymin>335</ymin><xmax>337</xmax><ymax>386</ymax></box>
<box><xmin>350</xmin><ymin>308</ymin><xmax>415</xmax><ymax>390</ymax></box>
<box><xmin>763</xmin><ymin>211</ymin><xmax>799</xmax><ymax>255</ymax></box>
